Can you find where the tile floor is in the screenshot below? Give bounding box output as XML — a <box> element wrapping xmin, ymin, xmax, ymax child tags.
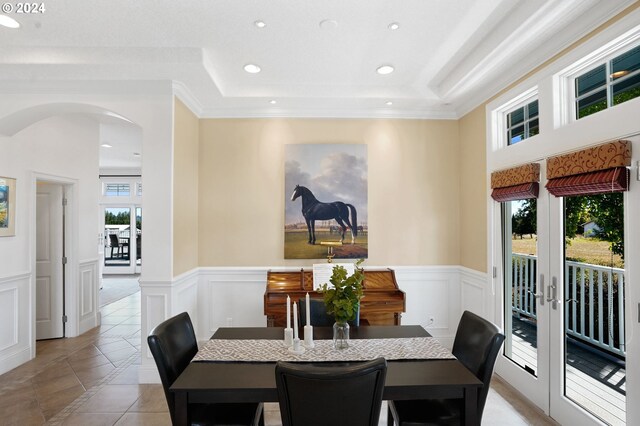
<box><xmin>0</xmin><ymin>282</ymin><xmax>558</xmax><ymax>425</ymax></box>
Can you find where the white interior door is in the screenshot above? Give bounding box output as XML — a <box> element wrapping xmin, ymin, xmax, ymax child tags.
<box><xmin>36</xmin><ymin>182</ymin><xmax>64</xmax><ymax>340</ymax></box>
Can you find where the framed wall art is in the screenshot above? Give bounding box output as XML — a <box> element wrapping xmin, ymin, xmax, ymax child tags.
<box><xmin>285</xmin><ymin>144</ymin><xmax>368</xmax><ymax>260</ymax></box>
<box><xmin>0</xmin><ymin>176</ymin><xmax>16</xmax><ymax>237</ymax></box>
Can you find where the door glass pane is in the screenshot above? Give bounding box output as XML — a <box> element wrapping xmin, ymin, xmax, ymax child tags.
<box><xmin>563</xmin><ymin>194</ymin><xmax>626</xmax><ymax>425</ymax></box>
<box><xmin>136</xmin><ymin>207</ymin><xmax>142</xmax><ymax>266</ymax></box>
<box><xmin>104</xmin><ymin>207</ymin><xmax>131</xmax><ymax>267</ymax></box>
<box><xmin>503</xmin><ymin>198</ymin><xmax>538</xmax><ymax>375</ymax></box>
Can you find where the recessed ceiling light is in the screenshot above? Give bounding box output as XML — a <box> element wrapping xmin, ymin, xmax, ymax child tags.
<box><xmin>376</xmin><ymin>65</ymin><xmax>394</xmax><ymax>75</ymax></box>
<box><xmin>254</xmin><ymin>20</ymin><xmax>266</xmax><ymax>28</ymax></box>
<box><xmin>388</xmin><ymin>22</ymin><xmax>400</xmax><ymax>30</ymax></box>
<box><xmin>244</xmin><ymin>63</ymin><xmax>261</xmax><ymax>74</ymax></box>
<box><xmin>101</xmin><ymin>143</ymin><xmax>112</xmax><ymax>148</ymax></box>
<box><xmin>0</xmin><ymin>15</ymin><xmax>20</xmax><ymax>29</ymax></box>
<box><xmin>385</xmin><ymin>101</ymin><xmax>393</xmax><ymax>106</ymax></box>
<box><xmin>269</xmin><ymin>100</ymin><xmax>277</xmax><ymax>104</ymax></box>
<box><xmin>319</xmin><ymin>19</ymin><xmax>338</xmax><ymax>30</ymax></box>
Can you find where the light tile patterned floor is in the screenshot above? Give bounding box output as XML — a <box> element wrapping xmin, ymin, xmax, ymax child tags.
<box><xmin>0</xmin><ymin>277</ymin><xmax>558</xmax><ymax>425</ymax></box>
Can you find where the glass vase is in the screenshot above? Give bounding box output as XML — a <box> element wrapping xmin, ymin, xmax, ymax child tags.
<box><xmin>333</xmin><ymin>321</ymin><xmax>350</xmax><ymax>349</ymax></box>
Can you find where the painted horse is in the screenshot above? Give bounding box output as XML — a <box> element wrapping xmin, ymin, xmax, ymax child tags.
<box><xmin>290</xmin><ymin>185</ymin><xmax>358</xmax><ymax>245</ymax></box>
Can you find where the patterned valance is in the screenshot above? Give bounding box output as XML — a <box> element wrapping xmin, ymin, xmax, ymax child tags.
<box><xmin>546</xmin><ymin>140</ymin><xmax>631</xmax><ymax>180</ymax></box>
<box><xmin>491</xmin><ymin>163</ymin><xmax>540</xmax><ymax>189</ymax></box>
<box><xmin>491</xmin><ymin>163</ymin><xmax>540</xmax><ymax>202</ymax></box>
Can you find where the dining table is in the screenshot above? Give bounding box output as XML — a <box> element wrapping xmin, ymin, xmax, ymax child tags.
<box><xmin>170</xmin><ymin>325</ymin><xmax>482</xmax><ymax>426</ymax></box>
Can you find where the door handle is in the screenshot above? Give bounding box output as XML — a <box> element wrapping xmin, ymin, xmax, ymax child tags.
<box><xmin>527</xmin><ymin>275</ymin><xmax>544</xmax><ymax>305</ymax></box>
<box><xmin>547</xmin><ymin>277</ymin><xmax>558</xmax><ymax>309</ymax></box>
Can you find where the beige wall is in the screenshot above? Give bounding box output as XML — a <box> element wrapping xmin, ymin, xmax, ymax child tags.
<box><xmin>173</xmin><ymin>98</ymin><xmax>200</xmax><ymax>276</ymax></box>
<box><xmin>197</xmin><ymin>118</ymin><xmax>461</xmax><ymax>267</ymax></box>
<box><xmin>458</xmin><ymin>105</ymin><xmax>487</xmax><ymax>272</ymax></box>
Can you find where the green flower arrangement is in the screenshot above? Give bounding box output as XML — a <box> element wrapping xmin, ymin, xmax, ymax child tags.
<box><xmin>318</xmin><ymin>259</ymin><xmax>365</xmax><ymax>324</ymax></box>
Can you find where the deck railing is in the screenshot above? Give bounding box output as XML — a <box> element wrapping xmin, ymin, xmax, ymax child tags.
<box><xmin>511</xmin><ymin>253</ymin><xmax>625</xmax><ymax>357</ymax></box>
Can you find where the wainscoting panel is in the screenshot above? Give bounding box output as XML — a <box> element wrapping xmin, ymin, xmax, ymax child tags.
<box><xmin>198</xmin><ymin>268</ymin><xmax>268</xmax><ymax>341</ymax></box>
<box><xmin>392</xmin><ymin>266</ymin><xmax>461</xmax><ymax>349</ymax></box>
<box><xmin>174</xmin><ymin>270</ymin><xmax>199</xmax><ymax>323</ymax></box>
<box><xmin>138</xmin><ymin>279</ymin><xmax>172</xmax><ymax>384</ymax></box>
<box><xmin>0</xmin><ymin>272</ymin><xmax>31</xmax><ymax>375</ymax></box>
<box><xmin>137</xmin><ymin>265</ymin><xmax>488</xmax><ymax>383</ymax></box>
<box><xmin>78</xmin><ymin>260</ymin><xmax>99</xmax><ymax>334</ymax></box>
<box><xmin>460</xmin><ymin>267</ymin><xmax>489</xmax><ymax>319</ymax></box>
<box><xmin>194</xmin><ymin>266</ymin><xmax>465</xmax><ymax>347</ymax></box>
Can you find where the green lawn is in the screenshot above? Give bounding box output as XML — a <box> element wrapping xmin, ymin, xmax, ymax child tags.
<box><xmin>284</xmin><ymin>230</ymin><xmax>368</xmax><ymax>259</ymax></box>
<box><xmin>511</xmin><ymin>235</ymin><xmax>623</xmax><ymax>268</ymax></box>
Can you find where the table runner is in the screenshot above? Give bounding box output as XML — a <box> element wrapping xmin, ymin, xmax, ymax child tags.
<box><xmin>193</xmin><ymin>337</ymin><xmax>455</xmax><ymax>363</ymax></box>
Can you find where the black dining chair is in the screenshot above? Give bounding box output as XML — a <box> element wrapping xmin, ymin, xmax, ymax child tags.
<box><xmin>108</xmin><ymin>234</ymin><xmax>123</xmax><ymax>258</ymax></box>
<box><xmin>275</xmin><ymin>357</ymin><xmax>387</xmax><ymax>426</ymax></box>
<box><xmin>147</xmin><ymin>312</ymin><xmax>264</xmax><ymax>426</ymax></box>
<box><xmin>388</xmin><ymin>310</ymin><xmax>505</xmax><ymax>426</ymax></box>
<box><xmin>298</xmin><ymin>298</ymin><xmax>360</xmax><ymax>328</ymax></box>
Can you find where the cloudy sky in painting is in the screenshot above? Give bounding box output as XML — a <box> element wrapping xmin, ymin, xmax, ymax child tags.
<box><xmin>285</xmin><ymin>144</ymin><xmax>367</xmax><ymax>225</ymax></box>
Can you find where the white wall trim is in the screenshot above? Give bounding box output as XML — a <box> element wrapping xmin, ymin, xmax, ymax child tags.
<box><xmin>0</xmin><ymin>271</ymin><xmax>31</xmax><ymax>283</ymax></box>
<box><xmin>0</xmin><ymin>287</ymin><xmax>19</xmax><ymax>352</ymax></box>
<box><xmin>0</xmin><ymin>272</ymin><xmax>31</xmax><ymax>375</ymax></box>
<box><xmin>78</xmin><ymin>259</ymin><xmax>99</xmax><ymax>334</ymax></box>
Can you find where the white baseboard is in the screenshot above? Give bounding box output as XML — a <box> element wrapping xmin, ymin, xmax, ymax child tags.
<box><xmin>0</xmin><ymin>346</ymin><xmax>31</xmax><ymax>376</ymax></box>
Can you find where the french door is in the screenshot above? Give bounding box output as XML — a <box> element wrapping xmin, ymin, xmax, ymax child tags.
<box><xmin>495</xmin><ymin>149</ymin><xmax>636</xmax><ymax>425</ymax></box>
<box><xmin>101</xmin><ymin>205</ymin><xmax>141</xmax><ymax>275</ymax></box>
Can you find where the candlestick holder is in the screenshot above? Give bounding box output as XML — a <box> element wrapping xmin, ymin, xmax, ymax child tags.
<box><xmin>320</xmin><ymin>241</ymin><xmax>342</xmax><ymax>263</ymax></box>
<box><xmin>303</xmin><ymin>325</ymin><xmax>315</xmax><ymax>349</ymax></box>
<box><xmin>283</xmin><ymin>328</ymin><xmax>293</xmax><ymax>347</ymax></box>
<box><xmin>288</xmin><ymin>337</ymin><xmax>305</xmax><ymax>354</ymax></box>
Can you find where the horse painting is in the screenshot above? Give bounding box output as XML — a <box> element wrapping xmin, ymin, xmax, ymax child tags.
<box><xmin>290</xmin><ymin>185</ymin><xmax>358</xmax><ymax>245</ymax></box>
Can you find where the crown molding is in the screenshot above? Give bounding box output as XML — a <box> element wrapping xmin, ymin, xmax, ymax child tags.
<box><xmin>452</xmin><ymin>0</ymin><xmax>636</xmax><ymax>118</ymax></box>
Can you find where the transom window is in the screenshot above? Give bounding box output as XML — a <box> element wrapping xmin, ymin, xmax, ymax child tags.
<box><xmin>575</xmin><ymin>44</ymin><xmax>640</xmax><ymax>119</ymax></box>
<box><xmin>104</xmin><ymin>183</ymin><xmax>130</xmax><ymax>197</ymax></box>
<box><xmin>506</xmin><ymin>100</ymin><xmax>539</xmax><ymax>145</ymax></box>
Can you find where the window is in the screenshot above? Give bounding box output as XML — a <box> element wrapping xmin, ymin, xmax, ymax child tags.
<box><xmin>104</xmin><ymin>183</ymin><xmax>130</xmax><ymax>197</ymax></box>
<box><xmin>575</xmin><ymin>44</ymin><xmax>640</xmax><ymax>119</ymax></box>
<box><xmin>136</xmin><ymin>182</ymin><xmax>142</xmax><ymax>196</ymax></box>
<box><xmin>506</xmin><ymin>100</ymin><xmax>539</xmax><ymax>145</ymax></box>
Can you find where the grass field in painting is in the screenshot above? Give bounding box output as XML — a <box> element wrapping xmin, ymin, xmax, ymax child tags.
<box><xmin>284</xmin><ymin>230</ymin><xmax>368</xmax><ymax>259</ymax></box>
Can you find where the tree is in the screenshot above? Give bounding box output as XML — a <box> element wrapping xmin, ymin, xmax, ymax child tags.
<box><xmin>105</xmin><ymin>211</ymin><xmax>130</xmax><ymax>225</ymax></box>
<box><xmin>512</xmin><ymin>198</ymin><xmax>536</xmax><ymax>238</ymax></box>
<box><xmin>565</xmin><ymin>193</ymin><xmax>624</xmax><ymax>258</ymax></box>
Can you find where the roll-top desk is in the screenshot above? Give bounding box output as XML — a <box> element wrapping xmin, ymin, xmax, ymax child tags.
<box><xmin>264</xmin><ymin>269</ymin><xmax>405</xmax><ymax>327</ymax></box>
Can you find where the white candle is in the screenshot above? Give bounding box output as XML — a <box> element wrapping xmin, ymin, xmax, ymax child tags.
<box><xmin>305</xmin><ymin>293</ymin><xmax>311</xmax><ymax>326</ymax></box>
<box><xmin>293</xmin><ymin>302</ymin><xmax>299</xmax><ymax>339</ymax></box>
<box><xmin>286</xmin><ymin>295</ymin><xmax>291</xmax><ymax>329</ymax></box>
